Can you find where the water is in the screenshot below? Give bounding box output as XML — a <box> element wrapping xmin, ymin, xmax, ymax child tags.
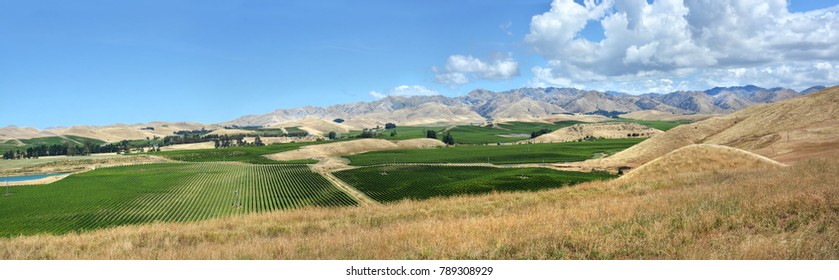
<box><xmin>3</xmin><ymin>173</ymin><xmax>69</xmax><ymax>183</ymax></box>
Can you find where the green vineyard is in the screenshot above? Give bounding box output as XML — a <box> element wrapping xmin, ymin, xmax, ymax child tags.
<box><xmin>344</xmin><ymin>138</ymin><xmax>645</xmax><ymax>166</ymax></box>
<box><xmin>333</xmin><ymin>165</ymin><xmax>615</xmax><ymax>203</ymax></box>
<box><xmin>0</xmin><ymin>163</ymin><xmax>356</xmax><ymax>237</ymax></box>
<box><xmin>156</xmin><ymin>142</ymin><xmax>316</xmax><ymax>164</ymax></box>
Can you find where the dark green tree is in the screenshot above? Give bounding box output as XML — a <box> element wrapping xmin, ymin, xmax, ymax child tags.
<box><xmin>442</xmin><ymin>132</ymin><xmax>455</xmax><ymax>145</ymax></box>
<box><xmin>327</xmin><ymin>131</ymin><xmax>337</xmax><ymax>139</ymax></box>
<box><xmin>426</xmin><ymin>130</ymin><xmax>437</xmax><ymax>139</ymax></box>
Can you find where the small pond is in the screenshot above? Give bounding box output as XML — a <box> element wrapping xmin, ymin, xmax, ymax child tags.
<box><xmin>2</xmin><ymin>173</ymin><xmax>69</xmax><ymax>183</ymax></box>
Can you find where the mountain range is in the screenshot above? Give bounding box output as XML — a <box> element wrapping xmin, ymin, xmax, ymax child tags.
<box><xmin>0</xmin><ymin>85</ymin><xmax>827</xmax><ymax>142</ymax></box>
<box><xmin>227</xmin><ymin>85</ymin><xmax>825</xmax><ymax>128</ymax></box>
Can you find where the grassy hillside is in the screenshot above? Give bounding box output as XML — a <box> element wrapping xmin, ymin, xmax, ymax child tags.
<box><xmin>0</xmin><ymin>163</ymin><xmax>356</xmax><ymax>237</ymax></box>
<box><xmin>602</xmin><ymin>86</ymin><xmax>839</xmax><ymax>167</ymax></box>
<box><xmin>0</xmin><ymin>136</ymin><xmax>105</xmax><ymax>154</ymax></box>
<box><xmin>606</xmin><ymin>118</ymin><xmax>690</xmax><ymax>131</ymax></box>
<box><xmin>619</xmin><ymin>144</ymin><xmax>785</xmax><ymax>182</ymax></box>
<box><xmin>345</xmin><ymin>138</ymin><xmax>645</xmax><ymax>165</ymax></box>
<box><xmin>334</xmin><ymin>165</ymin><xmax>614</xmax><ymax>203</ymax></box>
<box><xmin>1</xmin><ymin>158</ymin><xmax>834</xmax><ymax>259</ymax></box>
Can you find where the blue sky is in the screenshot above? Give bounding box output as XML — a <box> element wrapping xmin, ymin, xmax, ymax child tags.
<box><xmin>1</xmin><ymin>0</ymin><xmax>838</xmax><ymax>128</ymax></box>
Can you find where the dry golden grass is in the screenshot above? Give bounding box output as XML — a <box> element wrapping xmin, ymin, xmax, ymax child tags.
<box><xmin>1</xmin><ymin>157</ymin><xmax>836</xmax><ymax>260</ymax></box>
<box><xmin>50</xmin><ymin>122</ymin><xmax>213</xmax><ymax>142</ymax></box>
<box><xmin>618</xmin><ymin>144</ymin><xmax>785</xmax><ymax>182</ymax></box>
<box><xmin>526</xmin><ymin>122</ymin><xmax>662</xmax><ymax>143</ymax></box>
<box><xmin>158</xmin><ymin>141</ymin><xmax>216</xmax><ymax>151</ymax></box>
<box><xmin>206</xmin><ymin>129</ymin><xmax>255</xmax><ymax>136</ymax></box>
<box><xmin>594</xmin><ymin>86</ymin><xmax>839</xmax><ymax>168</ymax></box>
<box><xmin>619</xmin><ymin>110</ymin><xmax>717</xmax><ymax>122</ymax></box>
<box><xmin>273</xmin><ymin>117</ymin><xmax>353</xmax><ymax>134</ymax></box>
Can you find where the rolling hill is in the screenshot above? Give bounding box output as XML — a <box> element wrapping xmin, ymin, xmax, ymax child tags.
<box><xmin>617</xmin><ymin>144</ymin><xmax>785</xmax><ymax>182</ymax></box>
<box><xmin>593</xmin><ymin>85</ymin><xmax>839</xmax><ymax>167</ymax></box>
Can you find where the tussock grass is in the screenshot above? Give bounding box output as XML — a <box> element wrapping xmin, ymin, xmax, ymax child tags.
<box><xmin>619</xmin><ymin>144</ymin><xmax>786</xmax><ymax>182</ymax></box>
<box><xmin>1</xmin><ymin>159</ymin><xmax>837</xmax><ymax>259</ymax></box>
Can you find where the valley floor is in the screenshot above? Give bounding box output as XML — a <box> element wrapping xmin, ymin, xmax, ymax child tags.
<box><xmin>2</xmin><ymin>158</ymin><xmax>836</xmax><ymax>259</ymax></box>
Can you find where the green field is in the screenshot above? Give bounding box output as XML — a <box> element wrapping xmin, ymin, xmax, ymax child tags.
<box><xmin>344</xmin><ymin>138</ymin><xmax>645</xmax><ymax>165</ymax></box>
<box><xmin>345</xmin><ymin>122</ymin><xmax>584</xmax><ymax>143</ymax></box>
<box><xmin>443</xmin><ymin>121</ymin><xmax>584</xmax><ymax>144</ymax></box>
<box><xmin>334</xmin><ymin>165</ymin><xmax>615</xmax><ymax>203</ymax></box>
<box><xmin>606</xmin><ymin>118</ymin><xmax>691</xmax><ymax>131</ymax></box>
<box><xmin>156</xmin><ymin>142</ymin><xmax>318</xmax><ymax>164</ymax></box>
<box><xmin>0</xmin><ymin>163</ymin><xmax>357</xmax><ymax>237</ymax></box>
<box><xmin>0</xmin><ymin>136</ymin><xmax>105</xmax><ymax>153</ymax></box>
<box><xmin>347</xmin><ymin>126</ymin><xmax>445</xmax><ymax>140</ymax></box>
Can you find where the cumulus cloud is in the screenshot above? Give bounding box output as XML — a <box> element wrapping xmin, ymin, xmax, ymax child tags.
<box><xmin>433</xmin><ymin>54</ymin><xmax>520</xmax><ymax>86</ymax></box>
<box><xmin>525</xmin><ymin>0</ymin><xmax>839</xmax><ymax>91</ymax></box>
<box><xmin>369</xmin><ymin>85</ymin><xmax>440</xmax><ymax>99</ymax></box>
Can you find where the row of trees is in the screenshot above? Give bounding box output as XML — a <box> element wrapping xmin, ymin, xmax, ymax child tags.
<box><xmin>426</xmin><ymin>130</ymin><xmax>455</xmax><ymax>145</ymax></box>
<box><xmin>2</xmin><ymin>141</ymin><xmax>130</xmax><ymax>160</ymax></box>
<box><xmin>173</xmin><ymin>127</ymin><xmax>212</xmax><ymax>136</ymax></box>
<box><xmin>530</xmin><ymin>129</ymin><xmax>553</xmax><ymax>139</ymax></box>
<box><xmin>2</xmin><ymin>131</ymin><xmax>281</xmax><ymax>160</ymax></box>
<box><xmin>162</xmin><ymin>134</ymin><xmax>207</xmax><ymax>146</ymax></box>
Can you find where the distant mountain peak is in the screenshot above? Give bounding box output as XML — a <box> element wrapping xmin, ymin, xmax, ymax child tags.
<box><xmin>704</xmin><ymin>85</ymin><xmax>767</xmax><ymax>96</ymax></box>
<box><xmin>802</xmin><ymin>85</ymin><xmax>826</xmax><ymax>94</ymax></box>
<box><xmin>221</xmin><ymin>85</ymin><xmax>817</xmax><ymax>129</ymax></box>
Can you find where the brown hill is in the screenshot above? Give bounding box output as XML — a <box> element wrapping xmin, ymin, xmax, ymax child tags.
<box><xmin>343</xmin><ymin>103</ymin><xmax>486</xmax><ymax>129</ymax></box>
<box><xmin>206</xmin><ymin>129</ymin><xmax>254</xmax><ymax>136</ymax></box>
<box><xmin>0</xmin><ymin>125</ymin><xmax>59</xmax><ymax>140</ymax></box>
<box><xmin>619</xmin><ymin>110</ymin><xmax>716</xmax><ymax>121</ymax></box>
<box><xmin>272</xmin><ymin>117</ymin><xmax>353</xmax><ymax>135</ymax></box>
<box><xmin>525</xmin><ymin>122</ymin><xmax>662</xmax><ymax>143</ymax></box>
<box><xmin>598</xmin><ymin>86</ymin><xmax>839</xmax><ymax>167</ymax></box>
<box><xmin>618</xmin><ymin>144</ymin><xmax>785</xmax><ymax>182</ymax></box>
<box><xmin>49</xmin><ymin>122</ymin><xmax>216</xmax><ymax>143</ymax></box>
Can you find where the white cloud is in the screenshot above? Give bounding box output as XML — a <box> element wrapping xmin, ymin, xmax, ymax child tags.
<box><xmin>369</xmin><ymin>85</ymin><xmax>440</xmax><ymax>99</ymax></box>
<box><xmin>499</xmin><ymin>20</ymin><xmax>513</xmax><ymax>36</ymax></box>
<box><xmin>433</xmin><ymin>54</ymin><xmax>520</xmax><ymax>86</ymax></box>
<box><xmin>526</xmin><ymin>0</ymin><xmax>839</xmax><ymax>91</ymax></box>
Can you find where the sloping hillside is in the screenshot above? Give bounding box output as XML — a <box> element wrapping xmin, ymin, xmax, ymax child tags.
<box><xmin>526</xmin><ymin>122</ymin><xmax>662</xmax><ymax>143</ymax></box>
<box><xmin>0</xmin><ymin>126</ymin><xmax>59</xmax><ymax>140</ymax></box>
<box><xmin>618</xmin><ymin>144</ymin><xmax>785</xmax><ymax>182</ymax></box>
<box><xmin>272</xmin><ymin>117</ymin><xmax>354</xmax><ymax>135</ymax></box>
<box><xmin>599</xmin><ymin>86</ymin><xmax>839</xmax><ymax>167</ymax></box>
<box><xmin>49</xmin><ymin>122</ymin><xmax>215</xmax><ymax>143</ymax></box>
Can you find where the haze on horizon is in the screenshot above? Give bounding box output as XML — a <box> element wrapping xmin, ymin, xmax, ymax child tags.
<box><xmin>2</xmin><ymin>0</ymin><xmax>838</xmax><ymax>129</ymax></box>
